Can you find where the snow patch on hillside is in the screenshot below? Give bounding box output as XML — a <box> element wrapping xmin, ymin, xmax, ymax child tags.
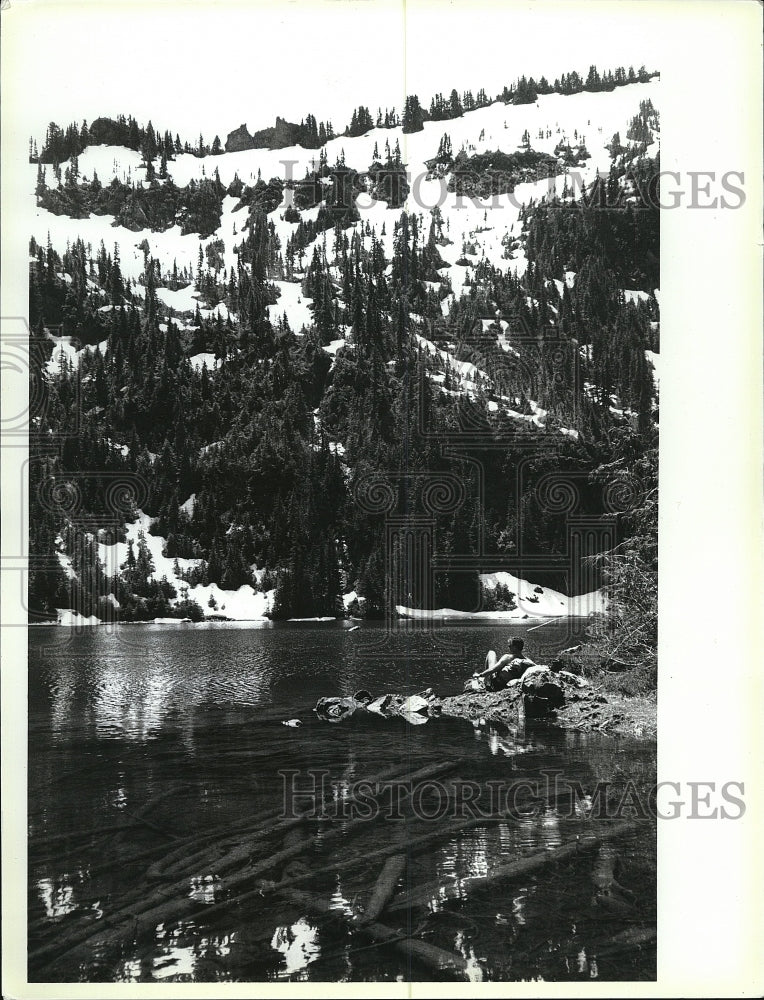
<box><xmin>45</xmin><ymin>333</ymin><xmax>108</xmax><ymax>375</ymax></box>
<box><xmin>179</xmin><ymin>495</ymin><xmax>196</xmax><ymax>519</ymax></box>
<box><xmin>189</xmin><ymin>353</ymin><xmax>220</xmax><ymax>372</ymax></box>
<box><xmin>155</xmin><ymin>284</ymin><xmax>199</xmax><ymax>312</ymax></box>
<box><xmin>56</xmin><ymin>551</ymin><xmax>76</xmax><ymax>580</ymax></box>
<box><xmin>56</xmin><ymin>610</ymin><xmax>102</xmax><ymax>627</ymax></box>
<box><xmin>645</xmin><ymin>350</ymin><xmax>659</xmax><ymax>388</ymax></box>
<box><xmin>479</xmin><ymin>570</ymin><xmax>606</xmax><ymax>617</ymax></box>
<box><xmin>95</xmin><ymin>511</ymin><xmax>274</xmax><ymax>620</ymax></box>
<box><xmin>397</xmin><ymin>569</ymin><xmax>606</xmax><ymax>621</ymax></box>
<box><xmin>268</xmin><ymin>281</ymin><xmax>313</xmax><ymax>333</ymax></box>
<box><xmin>623</xmin><ymin>289</ymin><xmax>651</xmax><ymax>306</ymax></box>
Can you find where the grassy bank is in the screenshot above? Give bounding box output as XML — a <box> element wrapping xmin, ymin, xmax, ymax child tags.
<box><xmin>556</xmin><ymin>687</ymin><xmax>657</xmax><ymax>740</ymax></box>
<box><xmin>554</xmin><ymin>643</ymin><xmax>656</xmax><ymax>739</ymax></box>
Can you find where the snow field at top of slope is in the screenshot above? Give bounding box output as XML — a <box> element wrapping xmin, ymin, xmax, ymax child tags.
<box><xmin>41</xmin><ymin>80</ymin><xmax>658</xmax><ymax>193</ymax></box>
<box><xmin>32</xmin><ymin>80</ymin><xmax>659</xmax><ymax>436</ymax></box>
<box><xmin>29</xmin><ymin>80</ymin><xmax>659</xmax><ymax>313</ymax></box>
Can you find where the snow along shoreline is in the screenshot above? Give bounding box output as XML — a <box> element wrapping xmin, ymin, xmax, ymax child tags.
<box><xmin>41</xmin><ymin>594</ymin><xmax>607</xmax><ymax>628</ymax></box>
<box><xmin>42</xmin><ymin>513</ymin><xmax>607</xmax><ymax>627</ymax></box>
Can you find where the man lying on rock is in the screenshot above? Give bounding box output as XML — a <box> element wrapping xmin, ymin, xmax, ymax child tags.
<box><xmin>471</xmin><ymin>636</ymin><xmax>536</xmax><ymax>692</ymax></box>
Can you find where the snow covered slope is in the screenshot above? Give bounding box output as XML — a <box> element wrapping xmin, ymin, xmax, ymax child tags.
<box><xmin>28</xmin><ymin>79</ymin><xmax>659</xmax><ymax>332</ymax></box>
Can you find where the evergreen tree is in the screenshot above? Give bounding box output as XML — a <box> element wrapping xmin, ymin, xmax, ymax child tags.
<box><xmin>402</xmin><ymin>94</ymin><xmax>425</xmax><ymax>133</ymax></box>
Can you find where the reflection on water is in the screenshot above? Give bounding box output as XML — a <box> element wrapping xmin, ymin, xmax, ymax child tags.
<box><xmin>327</xmin><ymin>881</ymin><xmax>355</xmax><ymax>918</ymax></box>
<box><xmin>454</xmin><ymin>930</ymin><xmax>483</xmax><ymax>982</ymax></box>
<box><xmin>188</xmin><ymin>875</ymin><xmax>221</xmax><ymax>906</ymax></box>
<box><xmin>36</xmin><ymin>875</ymin><xmax>77</xmax><ymax>919</ymax></box>
<box><xmin>118</xmin><ymin>926</ymin><xmax>233</xmax><ymax>983</ymax></box>
<box><xmin>271</xmin><ymin>917</ymin><xmax>321</xmax><ymax>978</ymax></box>
<box><xmin>29</xmin><ymin>623</ymin><xmax>656</xmax><ymax>983</ymax></box>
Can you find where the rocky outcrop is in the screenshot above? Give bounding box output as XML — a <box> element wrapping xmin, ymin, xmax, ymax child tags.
<box><xmin>226</xmin><ymin>117</ymin><xmax>309</xmax><ymax>153</ymax></box>
<box><xmin>252</xmin><ymin>117</ymin><xmax>302</xmax><ymax>149</ymax></box>
<box><xmin>312</xmin><ymin>670</ymin><xmax>581</xmax><ymax>728</ymax></box>
<box><xmin>443</xmin><ymin>668</ymin><xmax>570</xmax><ymax>721</ymax></box>
<box><xmin>308</xmin><ymin>669</ymin><xmax>657</xmax><ymax>739</ymax></box>
<box><xmin>88</xmin><ymin>117</ymin><xmax>131</xmax><ymax>147</ymax></box>
<box><xmin>225</xmin><ymin>124</ymin><xmax>255</xmax><ymax>153</ymax></box>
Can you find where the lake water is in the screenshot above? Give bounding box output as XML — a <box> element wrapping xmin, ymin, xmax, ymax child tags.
<box><xmin>28</xmin><ymin>621</ymin><xmax>656</xmax><ymax>983</ymax></box>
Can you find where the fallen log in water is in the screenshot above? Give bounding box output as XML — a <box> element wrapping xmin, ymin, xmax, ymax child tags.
<box><xmin>144</xmin><ymin>759</ymin><xmax>423</xmax><ymax>882</ymax></box>
<box><xmin>143</xmin><ymin>764</ymin><xmax>464</xmax><ymax>933</ymax></box>
<box><xmin>152</xmin><ymin>758</ymin><xmax>459</xmax><ymax>886</ymax></box>
<box><xmin>31</xmin><ymin>839</ymin><xmax>324</xmax><ymax>974</ymax></box>
<box><xmin>123</xmin><ymin>769</ymin><xmax>463</xmax><ymax>946</ymax></box>
<box><xmin>387</xmin><ymin>820</ymin><xmax>641</xmax><ymax>913</ymax></box>
<box><xmin>278</xmin><ymin>888</ymin><xmax>470</xmax><ymax>977</ymax></box>
<box><xmin>211</xmin><ymin>786</ymin><xmax>576</xmax><ymax>916</ymax></box>
<box><xmin>590</xmin><ymin>842</ymin><xmax>638</xmax><ymax>915</ymax></box>
<box><xmin>31</xmin><ymin>760</ymin><xmax>460</xmax><ymax>975</ymax></box>
<box><xmin>113</xmin><ymin>784</ymin><xmax>193</xmax><ymax>846</ymax></box>
<box><xmin>31</xmin><ymin>833</ymin><xmax>112</xmax><ymax>868</ymax></box>
<box><xmin>356</xmin><ymin>854</ymin><xmax>407</xmax><ymax>925</ymax></box>
<box><xmin>270</xmin><ymin>814</ymin><xmax>490</xmax><ymax>901</ymax></box>
<box><xmin>592</xmin><ymin>925</ymin><xmax>657</xmax><ymax>956</ymax></box>
<box><xmin>33</xmin><ymin>771</ymin><xmax>563</xmax><ymax>957</ymax></box>
<box><xmin>30</xmin><ymin>823</ymin><xmax>139</xmax><ymax>851</ymax></box>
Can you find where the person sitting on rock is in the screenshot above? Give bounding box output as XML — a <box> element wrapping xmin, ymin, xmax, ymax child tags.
<box><xmin>474</xmin><ymin>636</ymin><xmax>536</xmax><ymax>691</ymax></box>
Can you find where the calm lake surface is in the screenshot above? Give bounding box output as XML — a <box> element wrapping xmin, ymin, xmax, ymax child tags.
<box><xmin>28</xmin><ymin>622</ymin><xmax>656</xmax><ymax>983</ymax></box>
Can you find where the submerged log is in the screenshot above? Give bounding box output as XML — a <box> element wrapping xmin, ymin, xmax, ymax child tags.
<box><xmin>591</xmin><ymin>843</ymin><xmax>617</xmax><ymax>890</ymax></box>
<box><xmin>145</xmin><ymin>759</ymin><xmax>426</xmax><ymax>882</ymax></box>
<box><xmin>30</xmin><ymin>822</ymin><xmax>139</xmax><ymax>850</ymax></box>
<box><xmin>275</xmin><ymin>814</ymin><xmax>490</xmax><ymax>898</ymax></box>
<box><xmin>591</xmin><ymin>842</ymin><xmax>637</xmax><ymax>915</ymax></box>
<box><xmin>273</xmin><ymin>785</ymin><xmax>577</xmax><ymax>901</ymax></box>
<box><xmin>388</xmin><ymin>820</ymin><xmax>641</xmax><ymax>913</ymax></box>
<box><xmin>592</xmin><ymin>925</ymin><xmax>657</xmax><ymax>956</ymax></box>
<box><xmin>113</xmin><ymin>784</ymin><xmax>192</xmax><ymax>846</ymax></box>
<box><xmin>356</xmin><ymin>854</ymin><xmax>407</xmax><ymax>925</ymax></box>
<box><xmin>278</xmin><ymin>887</ymin><xmax>470</xmax><ymax>976</ymax></box>
<box><xmin>174</xmin><ymin>774</ymin><xmax>475</xmax><ymax>932</ymax></box>
<box><xmin>31</xmin><ymin>760</ymin><xmax>459</xmax><ymax>975</ymax></box>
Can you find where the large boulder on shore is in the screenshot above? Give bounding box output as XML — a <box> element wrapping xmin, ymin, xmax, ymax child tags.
<box><xmin>520</xmin><ymin>666</ymin><xmax>566</xmax><ymax>715</ymax></box>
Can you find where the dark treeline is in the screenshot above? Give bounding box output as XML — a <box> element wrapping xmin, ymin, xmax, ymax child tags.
<box><xmin>30</xmin><ymin>114</ymin><xmax>335</xmax><ymax>166</ymax></box>
<box><xmin>28</xmin><ymin>104</ymin><xmax>659</xmax><ymax>623</ymax></box>
<box><xmin>33</xmin><ymin>117</ymin><xmax>218</xmax><ymax>167</ymax></box>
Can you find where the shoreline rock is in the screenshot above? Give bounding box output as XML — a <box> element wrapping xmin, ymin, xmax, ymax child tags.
<box><xmin>440</xmin><ymin>685</ymin><xmax>656</xmax><ymax>740</ymax></box>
